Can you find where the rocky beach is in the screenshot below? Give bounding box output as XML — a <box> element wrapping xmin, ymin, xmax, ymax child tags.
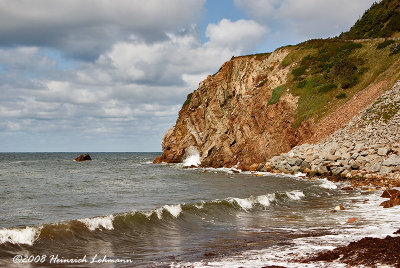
<box><xmin>265</xmin><ymin>81</ymin><xmax>400</xmax><ymax>187</ymax></box>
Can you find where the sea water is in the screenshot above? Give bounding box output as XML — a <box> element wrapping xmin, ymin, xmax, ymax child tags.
<box><xmin>0</xmin><ymin>153</ymin><xmax>399</xmax><ymax>267</ymax></box>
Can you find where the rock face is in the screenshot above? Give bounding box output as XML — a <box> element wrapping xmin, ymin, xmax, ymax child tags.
<box><xmin>158</xmin><ymin>49</ymin><xmax>313</xmax><ymax>168</ymax></box>
<box><xmin>75</xmin><ymin>153</ymin><xmax>92</xmax><ymax>162</ymax></box>
<box><xmin>265</xmin><ymin>81</ymin><xmax>400</xmax><ymax>183</ymax></box>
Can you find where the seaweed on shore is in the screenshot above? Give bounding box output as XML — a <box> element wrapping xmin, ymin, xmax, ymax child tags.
<box><xmin>300</xmin><ymin>231</ymin><xmax>400</xmax><ymax>267</ymax></box>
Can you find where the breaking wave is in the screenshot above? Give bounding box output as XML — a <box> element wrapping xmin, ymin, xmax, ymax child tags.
<box><xmin>0</xmin><ymin>190</ymin><xmax>305</xmax><ymax>246</ymax></box>
<box><xmin>183</xmin><ymin>146</ymin><xmax>201</xmax><ymax>167</ymax></box>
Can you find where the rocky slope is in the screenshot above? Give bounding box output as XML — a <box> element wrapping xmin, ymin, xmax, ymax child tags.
<box><xmin>155</xmin><ymin>48</ymin><xmax>313</xmax><ymax>168</ymax></box>
<box><xmin>267</xmin><ymin>81</ymin><xmax>400</xmax><ymax>183</ymax></box>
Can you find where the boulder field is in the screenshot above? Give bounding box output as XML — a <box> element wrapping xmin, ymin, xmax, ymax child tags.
<box><xmin>264</xmin><ymin>81</ymin><xmax>400</xmax><ymax>186</ymax></box>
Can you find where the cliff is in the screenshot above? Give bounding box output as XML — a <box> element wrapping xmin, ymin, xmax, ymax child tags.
<box><xmin>156</xmin><ymin>37</ymin><xmax>400</xmax><ymax>170</ymax></box>
<box><xmin>155</xmin><ymin>1</ymin><xmax>400</xmax><ymax>170</ymax></box>
<box><xmin>156</xmin><ymin>49</ymin><xmax>310</xmax><ymax>168</ymax></box>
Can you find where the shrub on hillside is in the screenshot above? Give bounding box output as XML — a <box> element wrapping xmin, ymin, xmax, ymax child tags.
<box><xmin>390</xmin><ymin>43</ymin><xmax>400</xmax><ymax>55</ymax></box>
<box><xmin>377</xmin><ymin>39</ymin><xmax>395</xmax><ymax>49</ymax></box>
<box><xmin>268</xmin><ymin>86</ymin><xmax>285</xmax><ymax>105</ymax></box>
<box><xmin>292</xmin><ymin>66</ymin><xmax>307</xmax><ymax>79</ymax></box>
<box><xmin>336</xmin><ymin>93</ymin><xmax>347</xmax><ymax>99</ymax></box>
<box><xmin>317</xmin><ymin>83</ymin><xmax>338</xmax><ymax>93</ymax></box>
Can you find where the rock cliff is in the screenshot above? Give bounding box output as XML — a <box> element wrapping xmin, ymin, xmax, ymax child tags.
<box><xmin>156</xmin><ymin>48</ymin><xmax>313</xmax><ymax>168</ymax></box>
<box><xmin>156</xmin><ymin>36</ymin><xmax>400</xmax><ymax>170</ymax></box>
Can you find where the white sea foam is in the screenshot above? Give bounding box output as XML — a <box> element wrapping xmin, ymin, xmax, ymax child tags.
<box><xmin>0</xmin><ymin>226</ymin><xmax>41</xmax><ymax>245</ymax></box>
<box><xmin>229</xmin><ymin>197</ymin><xmax>254</xmax><ymax>210</ymax></box>
<box><xmin>183</xmin><ymin>146</ymin><xmax>201</xmax><ymax>167</ymax></box>
<box><xmin>318</xmin><ymin>178</ymin><xmax>338</xmax><ymax>189</ymax></box>
<box><xmin>154</xmin><ymin>208</ymin><xmax>163</xmax><ymax>219</ymax></box>
<box><xmin>79</xmin><ymin>215</ymin><xmax>114</xmax><ymax>231</ymax></box>
<box><xmin>256</xmin><ymin>194</ymin><xmax>276</xmax><ymax>206</ymax></box>
<box><xmin>163</xmin><ymin>204</ymin><xmax>182</xmax><ymax>218</ymax></box>
<box><xmin>195</xmin><ymin>202</ymin><xmax>205</xmax><ymax>209</ymax></box>
<box><xmin>228</xmin><ymin>193</ymin><xmax>280</xmax><ymax>210</ymax></box>
<box><xmin>286</xmin><ymin>190</ymin><xmax>305</xmax><ymax>200</ymax></box>
<box><xmin>175</xmin><ymin>189</ymin><xmax>400</xmax><ymax>267</ymax></box>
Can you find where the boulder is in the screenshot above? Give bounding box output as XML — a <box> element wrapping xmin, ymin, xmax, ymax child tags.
<box><xmin>380</xmin><ymin>188</ymin><xmax>400</xmax><ymax>208</ymax></box>
<box><xmin>377</xmin><ymin>147</ymin><xmax>389</xmax><ymax>156</ymax></box>
<box><xmin>346</xmin><ymin>217</ymin><xmax>357</xmax><ymax>224</ymax></box>
<box><xmin>379</xmin><ymin>166</ymin><xmax>394</xmax><ymax>175</ymax></box>
<box><xmin>367</xmin><ymin>158</ymin><xmax>383</xmax><ymax>173</ymax></box>
<box><xmin>331</xmin><ymin>166</ymin><xmax>345</xmax><ymax>175</ymax></box>
<box><xmin>382</xmin><ymin>155</ymin><xmax>400</xmax><ymax>166</ymax></box>
<box><xmin>153</xmin><ymin>156</ymin><xmax>162</xmax><ymax>164</ymax></box>
<box><xmin>334</xmin><ymin>205</ymin><xmax>345</xmax><ymax>211</ymax></box>
<box><xmin>381</xmin><ymin>189</ymin><xmax>400</xmax><ymax>198</ymax></box>
<box><xmin>342</xmin><ymin>187</ymin><xmax>354</xmax><ymax>191</ymax></box>
<box><xmin>287</xmin><ymin>157</ymin><xmax>302</xmax><ymax>166</ymax></box>
<box><xmin>380</xmin><ymin>195</ymin><xmax>400</xmax><ymax>208</ymax></box>
<box><xmin>248</xmin><ymin>163</ymin><xmax>260</xmax><ymax>171</ymax></box>
<box><xmin>316</xmin><ymin>165</ymin><xmax>329</xmax><ymax>174</ymax></box>
<box><xmin>75</xmin><ymin>153</ymin><xmax>92</xmax><ymax>162</ymax></box>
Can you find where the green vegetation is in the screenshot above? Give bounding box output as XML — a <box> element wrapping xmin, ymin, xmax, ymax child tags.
<box><xmin>340</xmin><ymin>0</ymin><xmax>400</xmax><ymax>39</ymax></box>
<box><xmin>292</xmin><ymin>66</ymin><xmax>307</xmax><ymax>79</ymax></box>
<box><xmin>183</xmin><ymin>93</ymin><xmax>193</xmax><ymax>106</ymax></box>
<box><xmin>377</xmin><ymin>39</ymin><xmax>395</xmax><ymax>49</ymax></box>
<box><xmin>317</xmin><ymin>83</ymin><xmax>337</xmax><ymax>93</ymax></box>
<box><xmin>363</xmin><ymin>99</ymin><xmax>400</xmax><ymax>124</ymax></box>
<box><xmin>179</xmin><ymin>1</ymin><xmax>400</xmax><ymax>131</ymax></box>
<box><xmin>335</xmin><ymin>93</ymin><xmax>347</xmax><ymax>99</ymax></box>
<box><xmin>390</xmin><ymin>43</ymin><xmax>400</xmax><ymax>55</ymax></box>
<box><xmin>281</xmin><ymin>37</ymin><xmax>400</xmax><ymax>127</ymax></box>
<box><xmin>268</xmin><ymin>85</ymin><xmax>285</xmax><ymax>105</ymax></box>
<box><xmin>380</xmin><ymin>103</ymin><xmax>400</xmax><ymax>121</ymax></box>
<box><xmin>235</xmin><ymin>52</ymin><xmax>271</xmax><ymax>61</ymax></box>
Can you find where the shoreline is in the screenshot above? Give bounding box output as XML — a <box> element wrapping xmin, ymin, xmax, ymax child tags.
<box><xmin>175</xmin><ymin>163</ymin><xmax>400</xmax><ymax>267</ymax></box>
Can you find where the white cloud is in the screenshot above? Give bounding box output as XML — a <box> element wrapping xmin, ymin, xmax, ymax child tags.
<box><xmin>205</xmin><ymin>19</ymin><xmax>268</xmax><ymax>52</ymax></box>
<box><xmin>234</xmin><ymin>0</ymin><xmax>377</xmax><ymax>39</ymax></box>
<box><xmin>0</xmin><ymin>16</ymin><xmax>270</xmax><ymax>151</ymax></box>
<box><xmin>0</xmin><ymin>0</ymin><xmax>206</xmax><ymax>59</ymax></box>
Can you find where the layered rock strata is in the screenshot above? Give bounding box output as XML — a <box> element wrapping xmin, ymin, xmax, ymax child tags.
<box><xmin>266</xmin><ymin>81</ymin><xmax>400</xmax><ymax>183</ymax></box>
<box><xmin>157</xmin><ymin>49</ymin><xmax>312</xmax><ymax>168</ymax></box>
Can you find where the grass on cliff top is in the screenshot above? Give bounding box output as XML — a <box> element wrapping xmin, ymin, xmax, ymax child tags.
<box><xmin>234</xmin><ymin>52</ymin><xmax>271</xmax><ymax>61</ymax></box>
<box><xmin>280</xmin><ymin>38</ymin><xmax>400</xmax><ymax>127</ymax></box>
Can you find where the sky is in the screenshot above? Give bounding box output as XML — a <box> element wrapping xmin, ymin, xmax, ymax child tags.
<box><xmin>0</xmin><ymin>0</ymin><xmax>376</xmax><ymax>152</ymax></box>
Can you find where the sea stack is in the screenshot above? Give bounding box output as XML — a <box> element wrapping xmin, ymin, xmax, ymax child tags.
<box><xmin>75</xmin><ymin>153</ymin><xmax>92</xmax><ymax>162</ymax></box>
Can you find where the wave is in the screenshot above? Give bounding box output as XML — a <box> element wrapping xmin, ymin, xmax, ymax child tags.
<box><xmin>0</xmin><ymin>226</ymin><xmax>41</xmax><ymax>246</ymax></box>
<box><xmin>0</xmin><ymin>190</ymin><xmax>305</xmax><ymax>246</ymax></box>
<box><xmin>183</xmin><ymin>146</ymin><xmax>201</xmax><ymax>167</ymax></box>
<box><xmin>316</xmin><ymin>178</ymin><xmax>338</xmax><ymax>190</ymax></box>
<box><xmin>78</xmin><ymin>215</ymin><xmax>115</xmax><ymax>231</ymax></box>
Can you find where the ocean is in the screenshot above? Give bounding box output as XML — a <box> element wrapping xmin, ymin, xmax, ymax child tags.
<box><xmin>0</xmin><ymin>152</ymin><xmax>399</xmax><ymax>267</ymax></box>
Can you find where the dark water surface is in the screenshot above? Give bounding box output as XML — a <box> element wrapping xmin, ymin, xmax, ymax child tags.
<box><xmin>0</xmin><ymin>153</ymin><xmax>395</xmax><ymax>267</ymax></box>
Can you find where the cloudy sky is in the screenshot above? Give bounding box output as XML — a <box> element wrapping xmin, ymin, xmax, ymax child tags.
<box><xmin>0</xmin><ymin>0</ymin><xmax>376</xmax><ymax>152</ymax></box>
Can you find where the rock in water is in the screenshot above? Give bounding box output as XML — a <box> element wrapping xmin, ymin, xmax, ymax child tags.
<box><xmin>153</xmin><ymin>156</ymin><xmax>162</xmax><ymax>164</ymax></box>
<box><xmin>381</xmin><ymin>189</ymin><xmax>400</xmax><ymax>198</ymax></box>
<box><xmin>75</xmin><ymin>153</ymin><xmax>92</xmax><ymax>162</ymax></box>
